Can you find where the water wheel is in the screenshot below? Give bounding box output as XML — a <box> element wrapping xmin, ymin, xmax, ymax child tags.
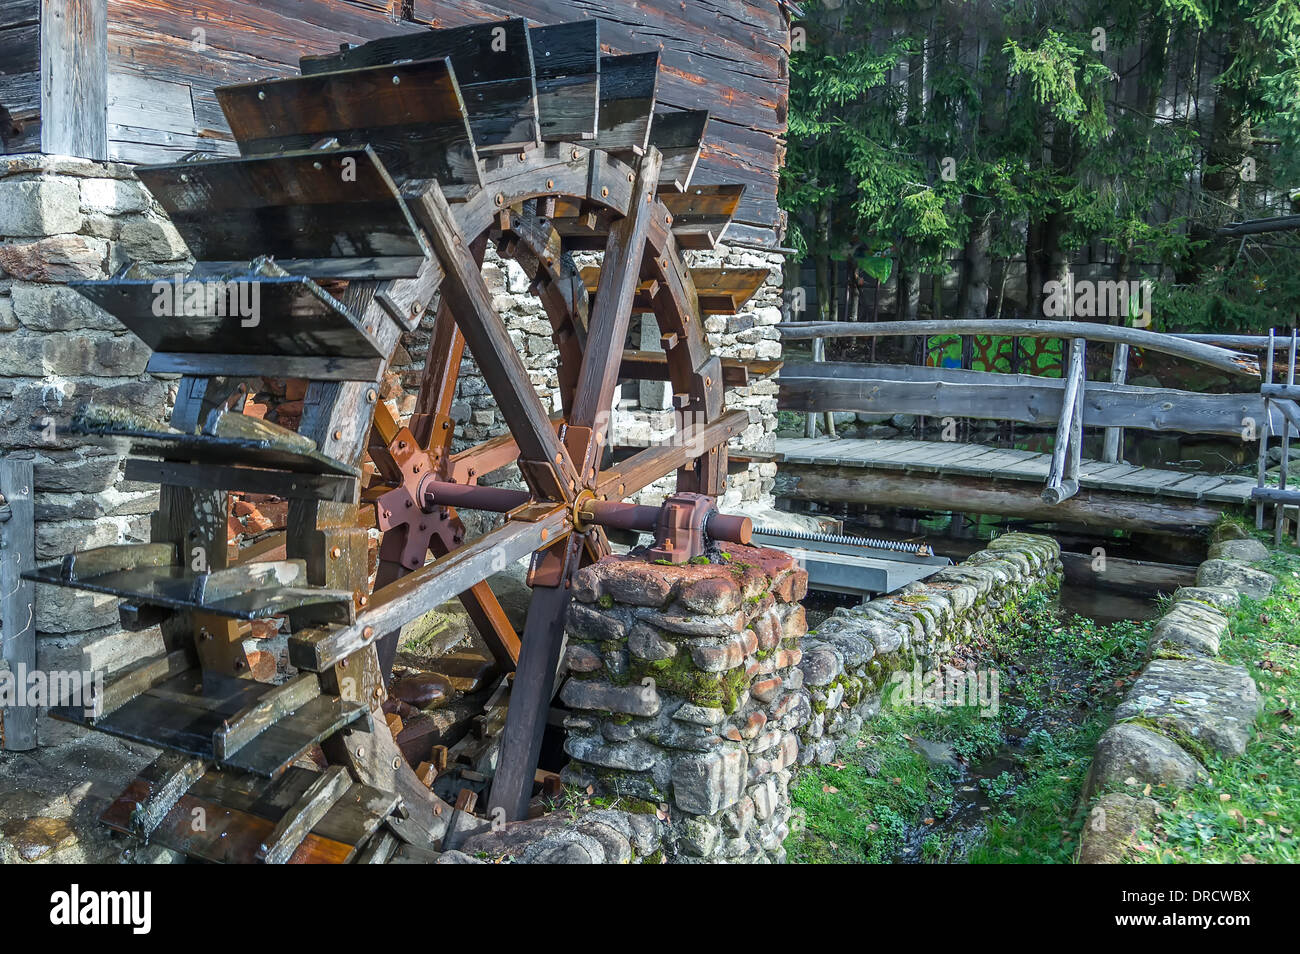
<box><xmin>27</xmin><ymin>17</ymin><xmax>768</xmax><ymax>862</ymax></box>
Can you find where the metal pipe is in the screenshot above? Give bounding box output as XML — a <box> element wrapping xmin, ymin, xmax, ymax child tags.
<box><xmin>417</xmin><ymin>478</ymin><xmax>532</xmax><ymax>513</ymax></box>
<box><xmin>578</xmin><ymin>498</ymin><xmax>753</xmax><ymax>546</ymax></box>
<box><xmin>578</xmin><ymin>499</ymin><xmax>660</xmax><ymax>533</ymax></box>
<box><xmin>706</xmin><ymin>512</ymin><xmax>753</xmax><ymax>546</ymax></box>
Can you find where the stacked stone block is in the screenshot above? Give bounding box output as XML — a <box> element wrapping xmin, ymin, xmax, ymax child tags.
<box><xmin>556</xmin><ymin>545</ymin><xmax>809</xmax><ymax>863</ymax></box>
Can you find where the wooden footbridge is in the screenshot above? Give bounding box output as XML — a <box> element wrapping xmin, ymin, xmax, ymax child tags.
<box><xmin>772</xmin><ymin>320</ymin><xmax>1298</xmax><ymax>535</ymax></box>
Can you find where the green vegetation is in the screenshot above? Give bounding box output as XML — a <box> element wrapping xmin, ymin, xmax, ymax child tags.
<box><xmin>785</xmin><ymin>1</ymin><xmax>1300</xmax><ymax>332</ymax></box>
<box><xmin>787</xmin><ymin>591</ymin><xmax>1150</xmax><ymax>863</ymax></box>
<box><xmin>1123</xmin><ymin>535</ymin><xmax>1300</xmax><ymax>864</ymax></box>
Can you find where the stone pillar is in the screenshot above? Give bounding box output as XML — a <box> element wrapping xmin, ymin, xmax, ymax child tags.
<box><xmin>558</xmin><ymin>545</ymin><xmax>810</xmax><ymax>863</ymax></box>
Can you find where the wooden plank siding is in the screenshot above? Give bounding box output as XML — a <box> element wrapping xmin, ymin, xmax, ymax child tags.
<box><xmin>4</xmin><ymin>0</ymin><xmax>790</xmax><ymax>240</ymax></box>
<box><xmin>0</xmin><ymin>0</ymin><xmax>41</xmax><ymax>152</ymax></box>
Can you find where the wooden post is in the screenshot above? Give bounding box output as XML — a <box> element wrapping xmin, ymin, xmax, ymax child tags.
<box><xmin>1257</xmin><ymin>331</ymin><xmax>1275</xmax><ymax>530</ymax></box>
<box><xmin>39</xmin><ymin>0</ymin><xmax>108</xmax><ymax>160</ymax></box>
<box><xmin>1103</xmin><ymin>343</ymin><xmax>1129</xmax><ymax>463</ymax></box>
<box><xmin>1</xmin><ymin>458</ymin><xmax>36</xmax><ymax>751</ymax></box>
<box><xmin>1043</xmin><ymin>338</ymin><xmax>1085</xmax><ymax>504</ymax></box>
<box><xmin>1276</xmin><ymin>332</ymin><xmax>1296</xmax><ymax>545</ymax></box>
<box><xmin>1066</xmin><ymin>340</ymin><xmax>1084</xmax><ymax>491</ymax></box>
<box><xmin>805</xmin><ymin>336</ymin><xmax>825</xmax><ymax>438</ymax></box>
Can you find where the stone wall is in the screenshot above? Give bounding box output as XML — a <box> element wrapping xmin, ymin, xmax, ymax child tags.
<box><xmin>440</xmin><ymin>532</ymin><xmax>1061</xmax><ymax>864</ymax></box>
<box><xmin>794</xmin><ymin>532</ymin><xmax>1063</xmax><ymax>765</ymax></box>
<box><xmin>1078</xmin><ymin>522</ymin><xmax>1274</xmax><ymax>864</ymax></box>
<box><xmin>0</xmin><ymin>155</ymin><xmax>189</xmax><ymax>678</ymax></box>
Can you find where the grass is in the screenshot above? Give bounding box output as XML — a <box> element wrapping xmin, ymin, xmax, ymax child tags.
<box><xmin>1122</xmin><ymin>530</ymin><xmax>1300</xmax><ymax>864</ymax></box>
<box><xmin>786</xmin><ymin>699</ymin><xmax>999</xmax><ymax>863</ymax></box>
<box><xmin>787</xmin><ymin>591</ymin><xmax>1151</xmax><ymax>863</ymax></box>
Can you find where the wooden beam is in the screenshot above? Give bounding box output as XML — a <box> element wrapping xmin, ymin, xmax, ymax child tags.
<box><xmin>775</xmin><ymin>465</ymin><xmax>1235</xmax><ymax>533</ymax></box>
<box><xmin>595</xmin><ymin>408</ymin><xmax>750</xmax><ymax>499</ymax></box>
<box><xmin>213</xmin><ymin>673</ymin><xmax>321</xmax><ymax>760</ymax></box>
<box><xmin>126</xmin><ymin>751</ymin><xmax>208</xmax><ymax>836</ymax></box>
<box><xmin>488</xmin><ymin>536</ymin><xmax>580</xmax><ymax>822</ymax></box>
<box><xmin>778</xmin><ymin>320</ymin><xmax>1260</xmax><ymax>378</ymax></box>
<box><xmin>288</xmin><ymin>507</ymin><xmax>570</xmax><ymax>673</ymax></box>
<box><xmin>777</xmin><ymin>361</ymin><xmax>1292</xmax><ymax>438</ymax></box>
<box><xmin>124</xmin><ymin>459</ymin><xmax>359</xmax><ymax>504</ymax></box>
<box><xmin>257</xmin><ymin>764</ymin><xmax>352</xmax><ymax>864</ymax></box>
<box><xmin>39</xmin><ymin>0</ymin><xmax>106</xmax><ymax>159</ymax></box>
<box><xmin>1103</xmin><ymin>343</ymin><xmax>1129</xmax><ymax>463</ymax></box>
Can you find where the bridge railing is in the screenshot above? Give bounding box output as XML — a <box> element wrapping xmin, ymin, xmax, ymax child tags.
<box><xmin>776</xmin><ymin>319</ymin><xmax>1296</xmax><ymax>509</ymax></box>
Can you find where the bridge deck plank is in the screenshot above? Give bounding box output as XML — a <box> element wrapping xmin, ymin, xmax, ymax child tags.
<box><xmin>774</xmin><ymin>437</ymin><xmax>1257</xmax><ymax>506</ymax></box>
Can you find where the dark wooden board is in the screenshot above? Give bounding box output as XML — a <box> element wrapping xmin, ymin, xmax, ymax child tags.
<box><xmin>223</xmin><ymin>695</ymin><xmax>367</xmax><ymax>776</ymax></box>
<box><xmin>650</xmin><ymin>109</ymin><xmax>709</xmax><ymax>190</ymax></box>
<box><xmin>145</xmin><ymin>352</ymin><xmax>385</xmax><ymax>382</ymax></box>
<box><xmin>218</xmin><ymin>57</ymin><xmax>482</xmax><ymax>187</ymax></box>
<box><xmin>580</xmin><ymin>266</ymin><xmax>768</xmax><ymax>314</ymax></box>
<box><xmin>88</xmin><ymin>670</ymin><xmax>274</xmax><ymax>757</ymax></box>
<box><xmin>135</xmin><ymin>147</ymin><xmax>427</xmax><ymax>278</ymax></box>
<box><xmin>101</xmin><ymin>776</ymin><xmax>355</xmax><ymax>864</ymax></box>
<box><xmin>596</xmin><ymin>52</ymin><xmax>658</xmax><ymax>155</ymax></box>
<box><xmin>529</xmin><ymin>19</ymin><xmax>598</xmax><ymax>142</ymax></box>
<box><xmin>299</xmin><ymin>17</ymin><xmax>539</xmax><ymax>153</ymax></box>
<box><xmin>72</xmin><ymin>274</ymin><xmax>386</xmax><ymax>358</ymax></box>
<box><xmin>123</xmin><ymin>459</ymin><xmax>359</xmax><ymax>504</ymax></box>
<box><xmin>73</xmin><ymin>417</ymin><xmax>359</xmax><ymax>476</ymax></box>
<box><xmin>31</xmin><ymin>559</ymin><xmax>355</xmax><ymax>622</ymax></box>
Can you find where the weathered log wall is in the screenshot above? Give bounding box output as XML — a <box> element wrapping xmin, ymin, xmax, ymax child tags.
<box><xmin>0</xmin><ymin>0</ymin><xmax>790</xmax><ymax>244</ymax></box>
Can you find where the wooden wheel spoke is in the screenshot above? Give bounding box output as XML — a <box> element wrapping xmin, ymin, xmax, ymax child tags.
<box><xmin>569</xmin><ymin>149</ymin><xmax>664</xmax><ymax>478</ymax></box>
<box><xmin>488</xmin><ymin>535</ymin><xmax>582</xmax><ymax>821</ymax></box>
<box><xmin>426</xmin><ymin>530</ymin><xmax>521</xmax><ymax>669</ymax></box>
<box><xmin>446</xmin><ymin>429</ymin><xmax>532</xmax><ymax>485</ymax></box>
<box><xmin>595</xmin><ymin>409</ymin><xmax>749</xmax><ymax>500</ymax></box>
<box><xmin>406</xmin><ymin>182</ymin><xmax>577</xmax><ymax>501</ymax></box>
<box><xmin>409</xmin><ymin>236</ymin><xmax>485</xmax><ymax>450</ymax></box>
<box><xmin>290</xmin><ymin>506</ymin><xmax>570</xmax><ymax>673</ymax></box>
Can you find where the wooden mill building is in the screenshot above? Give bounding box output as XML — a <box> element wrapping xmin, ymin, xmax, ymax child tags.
<box><xmin>1</xmin><ymin>0</ymin><xmax>794</xmax><ymax>247</ymax></box>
